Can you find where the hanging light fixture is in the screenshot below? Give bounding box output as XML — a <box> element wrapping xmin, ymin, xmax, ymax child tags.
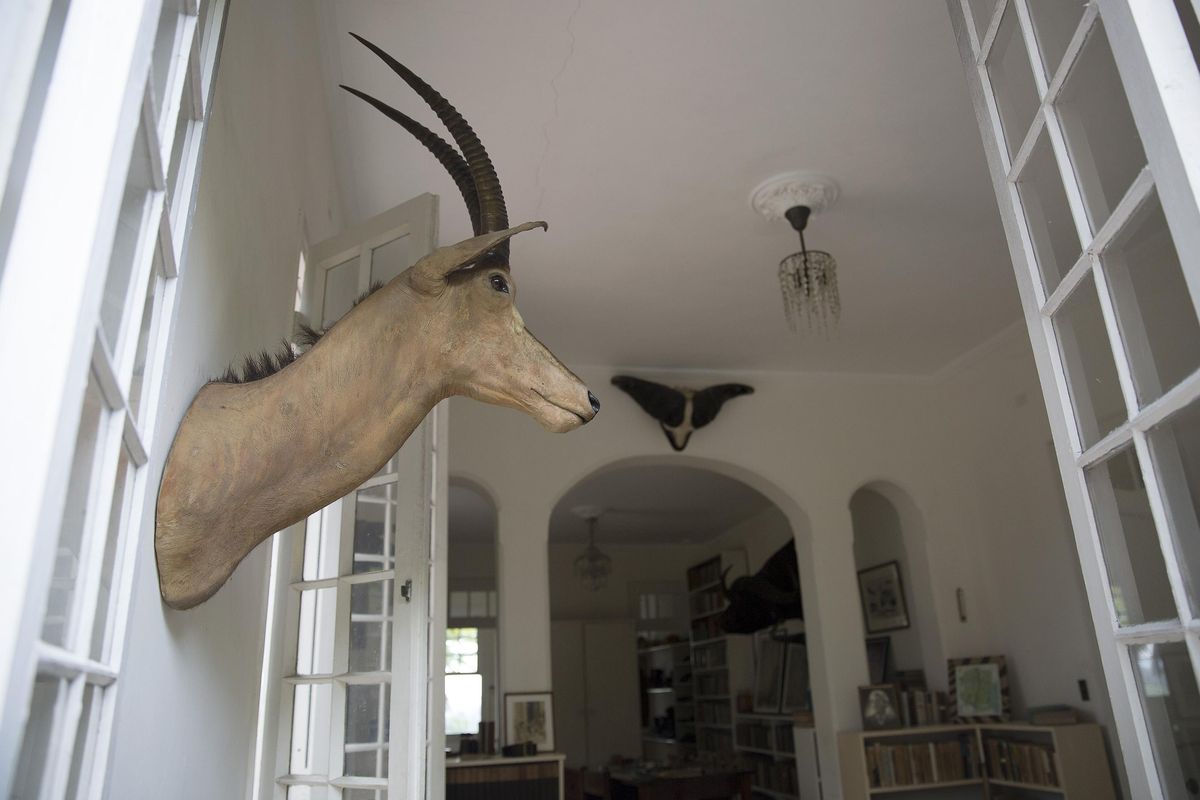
<box><xmin>750</xmin><ymin>171</ymin><xmax>842</xmax><ymax>335</ymax></box>
<box><xmin>572</xmin><ymin>507</ymin><xmax>612</xmax><ymax>591</ymax></box>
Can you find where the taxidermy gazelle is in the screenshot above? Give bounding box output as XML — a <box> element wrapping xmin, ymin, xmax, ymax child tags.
<box><xmin>155</xmin><ymin>34</ymin><xmax>599</xmax><ymax>609</ymax></box>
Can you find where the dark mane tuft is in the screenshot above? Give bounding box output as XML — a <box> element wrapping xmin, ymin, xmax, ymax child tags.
<box><xmin>213</xmin><ymin>281</ymin><xmax>386</xmax><ymax>384</ymax></box>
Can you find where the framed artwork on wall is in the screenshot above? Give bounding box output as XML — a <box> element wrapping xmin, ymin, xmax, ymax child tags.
<box><xmin>858</xmin><ymin>684</ymin><xmax>903</xmax><ymax>730</ymax></box>
<box><xmin>504</xmin><ymin>692</ymin><xmax>556</xmax><ymax>751</ymax></box>
<box><xmin>857</xmin><ymin>560</ymin><xmax>910</xmax><ymax>633</ymax></box>
<box><xmin>865</xmin><ymin>636</ymin><xmax>891</xmax><ymax>685</ymax></box>
<box><xmin>947</xmin><ymin>656</ymin><xmax>1010</xmax><ymax>722</ymax></box>
<box><xmin>753</xmin><ymin>631</ymin><xmax>787</xmax><ymax>713</ymax></box>
<box><xmin>781</xmin><ymin>642</ymin><xmax>809</xmax><ymax>713</ymax></box>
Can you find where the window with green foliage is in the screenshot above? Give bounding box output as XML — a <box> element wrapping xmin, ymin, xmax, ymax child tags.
<box><xmin>445</xmin><ymin>628</ymin><xmax>483</xmax><ymax>736</ymax></box>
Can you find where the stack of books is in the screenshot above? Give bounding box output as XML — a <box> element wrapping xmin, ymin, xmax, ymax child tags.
<box><xmin>866</xmin><ymin>738</ymin><xmax>981</xmax><ymax>789</ymax></box>
<box><xmin>984</xmin><ymin>738</ymin><xmax>1059</xmax><ymax>786</ymax></box>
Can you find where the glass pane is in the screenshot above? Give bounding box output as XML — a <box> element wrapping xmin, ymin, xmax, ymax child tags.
<box><xmin>166</xmin><ymin>74</ymin><xmax>193</xmax><ymax>200</ymax></box>
<box><xmin>1017</xmin><ymin>132</ymin><xmax>1081</xmax><ymax>293</ymax></box>
<box><xmin>12</xmin><ymin>675</ymin><xmax>63</xmax><ymax>797</ymax></box>
<box><xmin>289</xmin><ymin>682</ymin><xmax>332</xmax><ymax>775</ymax></box>
<box><xmin>449</xmin><ymin>591</ymin><xmax>468</xmax><ymax>619</ymax></box>
<box><xmin>322</xmin><ymin>257</ymin><xmax>359</xmax><ymax>328</ymax></box>
<box><xmin>1129</xmin><ymin>641</ymin><xmax>1200</xmax><ymax>796</ymax></box>
<box><xmin>91</xmin><ymin>447</ymin><xmax>133</xmax><ymax>661</ymax></box>
<box><xmin>344</xmin><ymin>683</ymin><xmax>390</xmax><ymax>777</ymax></box>
<box><xmin>987</xmin><ymin>5</ymin><xmax>1040</xmax><ymax>158</ymax></box>
<box><xmin>354</xmin><ymin>484</ymin><xmax>395</xmax><ymax>574</ymax></box>
<box><xmin>43</xmin><ymin>374</ymin><xmax>108</xmax><ymax>646</ymax></box>
<box><xmin>344</xmin><ymin>792</ymin><xmax>385</xmax><ymax>800</ymax></box>
<box><xmin>1026</xmin><ymin>0</ymin><xmax>1087</xmax><ymax>79</ymax></box>
<box><xmin>445</xmin><ymin>673</ymin><xmax>483</xmax><ymax>735</ymax></box>
<box><xmin>446</xmin><ymin>628</ymin><xmax>479</xmax><ymax>674</ymax></box>
<box><xmin>372</xmin><ymin>452</ymin><xmax>399</xmax><ymax>479</ymax></box>
<box><xmin>1055</xmin><ymin>17</ymin><xmax>1146</xmax><ymax>234</ymax></box>
<box><xmin>150</xmin><ymin>2</ymin><xmax>183</xmax><ymax>121</ymax></box>
<box><xmin>65</xmin><ymin>683</ymin><xmax>100</xmax><ymax>796</ymax></box>
<box><xmin>966</xmin><ymin>0</ymin><xmax>997</xmax><ymax>42</ymax></box>
<box><xmin>296</xmin><ymin>587</ymin><xmax>337</xmax><ymax>675</ymax></box>
<box><xmin>302</xmin><ymin>511</ymin><xmax>338</xmax><ymax>582</ymax></box>
<box><xmin>1053</xmin><ymin>273</ymin><xmax>1127</xmax><ymax>447</ymax></box>
<box><xmin>1086</xmin><ymin>444</ymin><xmax>1176</xmax><ymax>625</ymax></box>
<box><xmin>1149</xmin><ymin>402</ymin><xmax>1200</xmax><ymax>619</ymax></box>
<box><xmin>129</xmin><ymin>263</ymin><xmax>161</xmax><ymax>424</ymax></box>
<box><xmin>349</xmin><ymin>579</ymin><xmax>393</xmax><ymax>673</ymax></box>
<box><xmin>369</xmin><ymin>235</ymin><xmax>411</xmax><ymax>286</ymax></box>
<box><xmin>1102</xmin><ymin>193</ymin><xmax>1200</xmax><ymax>406</ymax></box>
<box><xmin>100</xmin><ymin>122</ymin><xmax>156</xmax><ymax>349</ymax></box>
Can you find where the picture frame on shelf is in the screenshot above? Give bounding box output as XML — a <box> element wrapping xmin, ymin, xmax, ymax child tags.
<box><xmin>857</xmin><ymin>560</ymin><xmax>910</xmax><ymax>633</ymax></box>
<box><xmin>948</xmin><ymin>655</ymin><xmax>1010</xmax><ymax>722</ymax></box>
<box><xmin>865</xmin><ymin>636</ymin><xmax>890</xmax><ymax>685</ymax></box>
<box><xmin>781</xmin><ymin>641</ymin><xmax>809</xmax><ymax>713</ymax></box>
<box><xmin>858</xmin><ymin>684</ymin><xmax>903</xmax><ymax>730</ymax></box>
<box><xmin>753</xmin><ymin>631</ymin><xmax>786</xmax><ymax>713</ymax></box>
<box><xmin>504</xmin><ymin>691</ymin><xmax>556</xmax><ymax>751</ymax></box>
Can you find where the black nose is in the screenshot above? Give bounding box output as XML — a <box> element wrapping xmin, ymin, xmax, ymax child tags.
<box><xmin>588</xmin><ymin>391</ymin><xmax>601</xmax><ymax>414</ymax></box>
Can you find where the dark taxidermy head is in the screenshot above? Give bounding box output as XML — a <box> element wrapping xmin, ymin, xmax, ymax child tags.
<box><xmin>611</xmin><ymin>375</ymin><xmax>753</xmax><ymax>451</ymax></box>
<box><xmin>719</xmin><ymin>541</ymin><xmax>803</xmax><ymax>635</ymax></box>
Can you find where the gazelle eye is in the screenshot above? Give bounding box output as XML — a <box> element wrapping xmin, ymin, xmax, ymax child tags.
<box><xmin>488</xmin><ymin>274</ymin><xmax>510</xmax><ymax>294</ymax></box>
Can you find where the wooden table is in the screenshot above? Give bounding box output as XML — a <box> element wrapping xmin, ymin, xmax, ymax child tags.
<box><xmin>607</xmin><ymin>769</ymin><xmax>751</xmax><ymax>800</ymax></box>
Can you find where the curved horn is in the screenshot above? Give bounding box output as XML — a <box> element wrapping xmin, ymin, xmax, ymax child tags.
<box><xmin>339</xmin><ymin>85</ymin><xmax>481</xmax><ymax>235</ymax></box>
<box><xmin>348</xmin><ymin>33</ymin><xmax>508</xmax><ymax>239</ymax></box>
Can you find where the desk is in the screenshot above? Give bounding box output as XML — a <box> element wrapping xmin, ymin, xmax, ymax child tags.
<box><xmin>608</xmin><ymin>769</ymin><xmax>751</xmax><ymax>800</ymax></box>
<box><xmin>446</xmin><ymin>753</ymin><xmax>566</xmax><ymax>800</ymax></box>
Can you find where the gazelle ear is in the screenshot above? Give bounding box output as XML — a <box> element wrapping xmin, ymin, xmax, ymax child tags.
<box><xmin>408</xmin><ymin>221</ymin><xmax>547</xmax><ymax>294</ymax></box>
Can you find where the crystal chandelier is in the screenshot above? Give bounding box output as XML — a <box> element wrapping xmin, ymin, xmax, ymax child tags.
<box><xmin>573</xmin><ymin>512</ymin><xmax>612</xmax><ymax>591</ymax></box>
<box><xmin>779</xmin><ymin>205</ymin><xmax>839</xmax><ymax>334</ymax></box>
<box><xmin>749</xmin><ymin>171</ymin><xmax>842</xmax><ymax>336</ymax></box>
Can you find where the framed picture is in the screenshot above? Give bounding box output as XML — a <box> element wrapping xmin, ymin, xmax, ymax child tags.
<box><xmin>504</xmin><ymin>692</ymin><xmax>555</xmax><ymax>751</ymax></box>
<box><xmin>858</xmin><ymin>684</ymin><xmax>903</xmax><ymax>730</ymax></box>
<box><xmin>857</xmin><ymin>560</ymin><xmax>910</xmax><ymax>634</ymax></box>
<box><xmin>865</xmin><ymin>636</ymin><xmax>890</xmax><ymax>685</ymax></box>
<box><xmin>948</xmin><ymin>656</ymin><xmax>1010</xmax><ymax>722</ymax></box>
<box><xmin>781</xmin><ymin>642</ymin><xmax>809</xmax><ymax>713</ymax></box>
<box><xmin>753</xmin><ymin>631</ymin><xmax>787</xmax><ymax>713</ymax></box>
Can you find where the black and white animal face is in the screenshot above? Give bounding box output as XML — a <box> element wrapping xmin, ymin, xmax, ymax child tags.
<box><xmin>611</xmin><ymin>375</ymin><xmax>753</xmax><ymax>451</ymax></box>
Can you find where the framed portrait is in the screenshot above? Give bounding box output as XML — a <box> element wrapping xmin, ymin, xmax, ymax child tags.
<box><xmin>504</xmin><ymin>691</ymin><xmax>555</xmax><ymax>751</ymax></box>
<box><xmin>865</xmin><ymin>636</ymin><xmax>890</xmax><ymax>685</ymax></box>
<box><xmin>753</xmin><ymin>631</ymin><xmax>787</xmax><ymax>713</ymax></box>
<box><xmin>857</xmin><ymin>561</ymin><xmax>910</xmax><ymax>634</ymax></box>
<box><xmin>948</xmin><ymin>656</ymin><xmax>1010</xmax><ymax>722</ymax></box>
<box><xmin>858</xmin><ymin>684</ymin><xmax>903</xmax><ymax>730</ymax></box>
<box><xmin>781</xmin><ymin>642</ymin><xmax>809</xmax><ymax>713</ymax></box>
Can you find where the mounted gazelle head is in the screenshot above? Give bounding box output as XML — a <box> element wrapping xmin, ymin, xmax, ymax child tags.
<box><xmin>154</xmin><ymin>38</ymin><xmax>597</xmax><ymax>609</ymax></box>
<box><xmin>341</xmin><ymin>33</ymin><xmax>600</xmax><ymax>430</ymax></box>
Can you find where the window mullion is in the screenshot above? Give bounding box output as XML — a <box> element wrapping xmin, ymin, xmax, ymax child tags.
<box><xmin>43</xmin><ymin>675</ymin><xmax>88</xmax><ymax>800</ymax></box>
<box><xmin>1042</xmin><ymin>4</ymin><xmax>1099</xmax><ymax>105</ymax></box>
<box><xmin>1090</xmin><ymin>252</ymin><xmax>1143</xmax><ymax>420</ymax></box>
<box><xmin>1131</xmin><ymin>431</ymin><xmax>1196</xmax><ymax>624</ymax></box>
<box><xmin>1088</xmin><ymin>167</ymin><xmax>1155</xmax><ymax>256</ymax></box>
<box><xmin>1130</xmin><ymin>368</ymin><xmax>1200</xmax><ymax>435</ymax></box>
<box><xmin>1041</xmin><ymin>105</ymin><xmax>1095</xmax><ymax>248</ymax></box>
<box><xmin>1004</xmin><ymin>110</ymin><xmax>1044</xmax><ymax>182</ymax></box>
<box><xmin>977</xmin><ymin>0</ymin><xmax>1009</xmax><ymax>65</ymax></box>
<box><xmin>1011</xmin><ymin>0</ymin><xmax>1049</xmax><ymax>99</ymax></box>
<box><xmin>156</xmin><ymin>13</ymin><xmax>197</xmax><ymax>158</ymax></box>
<box><xmin>1039</xmin><ymin>251</ymin><xmax>1091</xmax><ymax>317</ymax></box>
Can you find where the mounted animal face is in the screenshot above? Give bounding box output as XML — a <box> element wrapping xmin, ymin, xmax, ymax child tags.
<box><xmin>154</xmin><ymin>37</ymin><xmax>598</xmax><ymax>609</ymax></box>
<box><xmin>611</xmin><ymin>375</ymin><xmax>753</xmax><ymax>451</ymax></box>
<box><xmin>719</xmin><ymin>542</ymin><xmax>803</xmax><ymax>634</ymax></box>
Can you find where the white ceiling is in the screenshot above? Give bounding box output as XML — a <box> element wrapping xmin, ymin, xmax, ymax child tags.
<box><xmin>548</xmin><ymin>464</ymin><xmax>771</xmax><ymax>544</ymax></box>
<box><xmin>316</xmin><ymin>0</ymin><xmax>1018</xmax><ymax>375</ymax></box>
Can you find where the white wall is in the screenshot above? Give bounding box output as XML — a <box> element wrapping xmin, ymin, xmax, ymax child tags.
<box><xmin>447</xmin><ymin>323</ymin><xmax>1120</xmax><ymax>796</ymax></box>
<box><xmin>105</xmin><ymin>1</ymin><xmax>344</xmax><ymax>796</ymax></box>
<box><xmin>548</xmin><ymin>542</ymin><xmax>707</xmax><ymax>621</ymax></box>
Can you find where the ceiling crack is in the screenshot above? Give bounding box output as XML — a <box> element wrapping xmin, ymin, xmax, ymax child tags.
<box><xmin>535</xmin><ymin>0</ymin><xmax>583</xmax><ymax>216</ymax></box>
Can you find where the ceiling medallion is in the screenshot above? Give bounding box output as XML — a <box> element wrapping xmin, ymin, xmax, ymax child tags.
<box><xmin>750</xmin><ymin>172</ymin><xmax>842</xmax><ymax>335</ymax></box>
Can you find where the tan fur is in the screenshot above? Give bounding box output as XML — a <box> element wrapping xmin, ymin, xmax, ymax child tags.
<box><xmin>155</xmin><ymin>223</ymin><xmax>594</xmax><ymax>609</ymax></box>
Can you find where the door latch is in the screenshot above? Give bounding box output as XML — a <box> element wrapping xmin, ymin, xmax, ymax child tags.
<box><xmin>400</xmin><ymin>578</ymin><xmax>413</xmax><ymax>603</ymax></box>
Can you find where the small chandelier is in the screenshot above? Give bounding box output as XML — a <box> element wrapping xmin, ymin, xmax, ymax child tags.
<box><xmin>573</xmin><ymin>510</ymin><xmax>612</xmax><ymax>591</ymax></box>
<box><xmin>750</xmin><ymin>171</ymin><xmax>842</xmax><ymax>335</ymax></box>
<box><xmin>779</xmin><ymin>205</ymin><xmax>839</xmax><ymax>334</ymax></box>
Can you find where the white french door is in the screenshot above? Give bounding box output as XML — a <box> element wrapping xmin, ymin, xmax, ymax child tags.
<box><xmin>269</xmin><ymin>193</ymin><xmax>449</xmax><ymax>800</ymax></box>
<box><xmin>947</xmin><ymin>0</ymin><xmax>1200</xmax><ymax>796</ymax></box>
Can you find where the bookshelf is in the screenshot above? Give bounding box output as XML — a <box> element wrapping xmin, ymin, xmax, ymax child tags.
<box><xmin>837</xmin><ymin>723</ymin><xmax>1115</xmax><ymax>799</ymax></box>
<box><xmin>687</xmin><ymin>554</ymin><xmax>741</xmax><ymax>754</ymax></box>
<box><xmin>734</xmin><ymin>712</ymin><xmax>800</xmax><ymax>799</ymax></box>
<box><xmin>637</xmin><ymin>640</ymin><xmax>695</xmax><ymax>759</ymax></box>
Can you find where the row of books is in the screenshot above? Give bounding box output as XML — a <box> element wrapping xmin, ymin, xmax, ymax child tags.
<box><xmin>866</xmin><ymin>738</ymin><xmax>982</xmax><ymax>788</ymax></box>
<box><xmin>897</xmin><ymin>687</ymin><xmax>950</xmax><ymax>727</ymax></box>
<box><xmin>985</xmin><ymin>738</ymin><xmax>1059</xmax><ymax>787</ymax></box>
<box><xmin>742</xmin><ymin>753</ymin><xmax>798</xmax><ymax>794</ymax></box>
<box><xmin>696</xmin><ymin>701</ymin><xmax>732</xmax><ymax>724</ymax></box>
<box><xmin>691</xmin><ymin>616</ymin><xmax>724</xmax><ymax>642</ymax></box>
<box><xmin>687</xmin><ymin>557</ymin><xmax>723</xmax><ymax>590</ymax></box>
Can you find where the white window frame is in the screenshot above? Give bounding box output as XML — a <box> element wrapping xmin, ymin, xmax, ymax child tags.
<box><xmin>947</xmin><ymin>0</ymin><xmax>1200</xmax><ymax>796</ymax></box>
<box><xmin>0</xmin><ymin>0</ymin><xmax>228</xmax><ymax>795</ymax></box>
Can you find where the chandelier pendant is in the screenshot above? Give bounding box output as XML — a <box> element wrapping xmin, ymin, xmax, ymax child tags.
<box><xmin>573</xmin><ymin>513</ymin><xmax>612</xmax><ymax>591</ymax></box>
